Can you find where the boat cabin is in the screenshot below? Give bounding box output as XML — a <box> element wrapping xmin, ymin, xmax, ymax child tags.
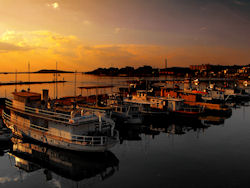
<box><xmin>147</xmin><ymin>96</ymin><xmax>184</xmax><ymax>111</ymax></box>
<box><xmin>132</xmin><ymin>90</ymin><xmax>148</xmax><ymax>101</ymax></box>
<box><xmin>113</xmin><ymin>104</ymin><xmax>139</xmax><ymax>114</ymax></box>
<box><xmin>209</xmin><ymin>90</ymin><xmax>225</xmax><ymax>101</ymax></box>
<box><xmin>166</xmin><ymin>98</ymin><xmax>184</xmax><ymax>111</ymax></box>
<box><xmin>12</xmin><ymin>91</ymin><xmax>41</xmax><ymax>110</ymax></box>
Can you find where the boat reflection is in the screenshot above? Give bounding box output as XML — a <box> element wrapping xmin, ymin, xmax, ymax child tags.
<box><xmin>145</xmin><ymin>118</ymin><xmax>208</xmax><ymax>136</ymax></box>
<box><xmin>8</xmin><ymin>138</ymin><xmax>119</xmax><ymax>183</ymax></box>
<box><xmin>116</xmin><ymin>112</ymin><xmax>232</xmax><ymax>140</ymax></box>
<box><xmin>0</xmin><ymin>140</ymin><xmax>12</xmax><ymax>156</ymax></box>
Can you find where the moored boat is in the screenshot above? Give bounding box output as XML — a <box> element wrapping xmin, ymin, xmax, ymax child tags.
<box><xmin>125</xmin><ymin>90</ymin><xmax>203</xmax><ymax>117</ymax></box>
<box><xmin>2</xmin><ymin>90</ymin><xmax>119</xmax><ymax>152</ymax></box>
<box><xmin>107</xmin><ymin>94</ymin><xmax>143</xmax><ymax>124</ymax></box>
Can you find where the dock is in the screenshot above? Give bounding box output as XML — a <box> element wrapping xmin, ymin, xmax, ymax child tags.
<box><xmin>0</xmin><ymin>80</ymin><xmax>66</xmax><ymax>86</ymax></box>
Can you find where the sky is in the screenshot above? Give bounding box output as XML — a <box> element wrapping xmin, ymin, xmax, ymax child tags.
<box><xmin>0</xmin><ymin>0</ymin><xmax>250</xmax><ymax>71</ymax></box>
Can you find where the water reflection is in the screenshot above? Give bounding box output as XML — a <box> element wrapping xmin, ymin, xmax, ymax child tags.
<box><xmin>8</xmin><ymin>138</ymin><xmax>119</xmax><ymax>184</ymax></box>
<box><xmin>116</xmin><ymin>112</ymin><xmax>233</xmax><ymax>142</ymax></box>
<box><xmin>0</xmin><ymin>141</ymin><xmax>12</xmax><ymax>156</ymax></box>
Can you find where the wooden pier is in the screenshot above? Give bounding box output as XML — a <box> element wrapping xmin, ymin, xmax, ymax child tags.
<box><xmin>0</xmin><ymin>80</ymin><xmax>66</xmax><ymax>86</ymax></box>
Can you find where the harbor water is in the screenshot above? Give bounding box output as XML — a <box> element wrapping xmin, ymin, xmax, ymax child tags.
<box><xmin>0</xmin><ymin>73</ymin><xmax>250</xmax><ymax>188</ymax></box>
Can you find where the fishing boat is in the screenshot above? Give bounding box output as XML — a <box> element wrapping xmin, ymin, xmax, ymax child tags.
<box><xmin>111</xmin><ymin>104</ymin><xmax>143</xmax><ymax>124</ymax></box>
<box><xmin>2</xmin><ymin>90</ymin><xmax>119</xmax><ymax>152</ymax></box>
<box><xmin>107</xmin><ymin>95</ymin><xmax>143</xmax><ymax>124</ymax></box>
<box><xmin>125</xmin><ymin>90</ymin><xmax>203</xmax><ymax>117</ymax></box>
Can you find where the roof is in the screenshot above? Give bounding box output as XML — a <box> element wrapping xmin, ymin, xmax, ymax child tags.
<box><xmin>12</xmin><ymin>91</ymin><xmax>41</xmax><ymax>98</ymax></box>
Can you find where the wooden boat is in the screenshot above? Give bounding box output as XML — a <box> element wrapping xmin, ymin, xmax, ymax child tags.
<box><xmin>184</xmin><ymin>101</ymin><xmax>232</xmax><ymax>116</ymax></box>
<box><xmin>2</xmin><ymin>90</ymin><xmax>119</xmax><ymax>152</ymax></box>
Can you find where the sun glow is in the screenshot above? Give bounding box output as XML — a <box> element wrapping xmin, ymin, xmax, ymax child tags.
<box><xmin>47</xmin><ymin>2</ymin><xmax>59</xmax><ymax>9</ymax></box>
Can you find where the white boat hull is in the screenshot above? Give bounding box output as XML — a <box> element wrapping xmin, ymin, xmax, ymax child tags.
<box><xmin>3</xmin><ymin>115</ymin><xmax>118</xmax><ymax>152</ymax></box>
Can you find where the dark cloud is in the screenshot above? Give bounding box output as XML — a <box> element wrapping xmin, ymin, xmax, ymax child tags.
<box><xmin>82</xmin><ymin>45</ymin><xmax>136</xmax><ymax>59</ymax></box>
<box><xmin>0</xmin><ymin>42</ymin><xmax>32</xmax><ymax>53</ymax></box>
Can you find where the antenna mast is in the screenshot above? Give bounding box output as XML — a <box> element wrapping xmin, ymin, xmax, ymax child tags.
<box><xmin>165</xmin><ymin>58</ymin><xmax>168</xmax><ymax>69</ymax></box>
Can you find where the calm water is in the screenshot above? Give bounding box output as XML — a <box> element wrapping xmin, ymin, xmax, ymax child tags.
<box><xmin>0</xmin><ymin>73</ymin><xmax>132</xmax><ymax>98</ymax></box>
<box><xmin>0</xmin><ymin>73</ymin><xmax>250</xmax><ymax>188</ymax></box>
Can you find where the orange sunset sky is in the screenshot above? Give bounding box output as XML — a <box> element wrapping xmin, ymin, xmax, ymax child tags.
<box><xmin>0</xmin><ymin>0</ymin><xmax>250</xmax><ymax>72</ymax></box>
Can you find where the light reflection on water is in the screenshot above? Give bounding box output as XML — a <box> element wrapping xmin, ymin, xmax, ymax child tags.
<box><xmin>0</xmin><ymin>74</ymin><xmax>250</xmax><ymax>187</ymax></box>
<box><xmin>0</xmin><ymin>73</ymin><xmax>134</xmax><ymax>99</ymax></box>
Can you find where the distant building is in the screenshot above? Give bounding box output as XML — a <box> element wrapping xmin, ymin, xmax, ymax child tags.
<box><xmin>238</xmin><ymin>66</ymin><xmax>249</xmax><ymax>74</ymax></box>
<box><xmin>159</xmin><ymin>67</ymin><xmax>191</xmax><ymax>76</ymax></box>
<box><xmin>190</xmin><ymin>64</ymin><xmax>211</xmax><ymax>71</ymax></box>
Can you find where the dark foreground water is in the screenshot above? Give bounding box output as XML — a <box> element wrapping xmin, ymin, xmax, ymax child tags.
<box><xmin>0</xmin><ymin>104</ymin><xmax>249</xmax><ymax>188</ymax></box>
<box><xmin>0</xmin><ymin>74</ymin><xmax>250</xmax><ymax>188</ymax></box>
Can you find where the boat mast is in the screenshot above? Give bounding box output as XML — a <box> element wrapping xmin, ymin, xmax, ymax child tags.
<box><xmin>53</xmin><ymin>73</ymin><xmax>56</xmax><ymax>99</ymax></box>
<box><xmin>56</xmin><ymin>61</ymin><xmax>58</xmax><ymax>99</ymax></box>
<box><xmin>28</xmin><ymin>61</ymin><xmax>30</xmax><ymax>91</ymax></box>
<box><xmin>15</xmin><ymin>70</ymin><xmax>17</xmax><ymax>92</ymax></box>
<box><xmin>74</xmin><ymin>70</ymin><xmax>77</xmax><ymax>97</ymax></box>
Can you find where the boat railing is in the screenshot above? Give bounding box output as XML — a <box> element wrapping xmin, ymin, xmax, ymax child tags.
<box><xmin>180</xmin><ymin>106</ymin><xmax>203</xmax><ymax>113</ymax></box>
<box><xmin>2</xmin><ymin>111</ymin><xmax>49</xmax><ymax>132</ymax></box>
<box><xmin>5</xmin><ymin>100</ymin><xmax>71</xmax><ymax>123</ymax></box>
<box><xmin>6</xmin><ymin>100</ymin><xmax>110</xmax><ymax>124</ymax></box>
<box><xmin>2</xmin><ymin>111</ymin><xmax>117</xmax><ymax>147</ymax></box>
<box><xmin>71</xmin><ymin>129</ymin><xmax>119</xmax><ymax>146</ymax></box>
<box><xmin>71</xmin><ymin>134</ymin><xmax>107</xmax><ymax>145</ymax></box>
